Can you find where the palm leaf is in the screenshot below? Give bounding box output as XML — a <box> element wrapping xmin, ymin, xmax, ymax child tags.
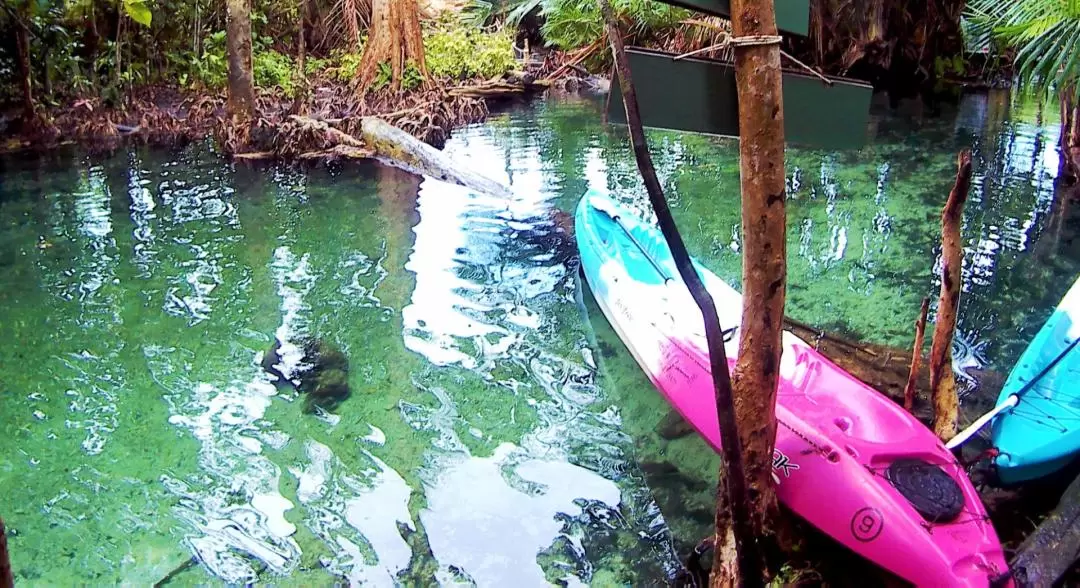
<box><xmin>965</xmin><ymin>0</ymin><xmax>1080</xmax><ymax>98</ymax></box>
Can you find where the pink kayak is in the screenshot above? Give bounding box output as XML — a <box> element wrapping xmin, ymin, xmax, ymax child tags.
<box><xmin>575</xmin><ymin>191</ymin><xmax>1010</xmax><ymax>586</ymax></box>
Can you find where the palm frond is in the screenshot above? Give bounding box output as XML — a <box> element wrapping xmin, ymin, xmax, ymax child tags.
<box><xmin>965</xmin><ymin>0</ymin><xmax>1080</xmax><ymax>98</ymax></box>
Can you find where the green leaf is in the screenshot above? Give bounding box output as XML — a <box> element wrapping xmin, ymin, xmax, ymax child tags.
<box><xmin>123</xmin><ymin>0</ymin><xmax>153</xmax><ymax>27</ymax></box>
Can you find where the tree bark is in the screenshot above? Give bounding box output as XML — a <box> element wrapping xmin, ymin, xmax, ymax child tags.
<box><xmin>225</xmin><ymin>0</ymin><xmax>256</xmax><ymax>118</ymax></box>
<box><xmin>930</xmin><ymin>150</ymin><xmax>972</xmax><ymax>441</ymax></box>
<box><xmin>15</xmin><ymin>15</ymin><xmax>34</xmax><ymax>122</ymax></box>
<box><xmin>344</xmin><ymin>0</ymin><xmax>362</xmax><ymax>51</ymax></box>
<box><xmin>1</xmin><ymin>516</ymin><xmax>12</xmax><ymax>588</ymax></box>
<box><xmin>599</xmin><ymin>0</ymin><xmax>764</xmax><ymax>585</ymax></box>
<box><xmin>355</xmin><ymin>0</ymin><xmax>428</xmax><ymax>92</ymax></box>
<box><xmin>804</xmin><ymin>0</ymin><xmax>965</xmax><ymax>90</ymax></box>
<box><xmin>903</xmin><ymin>297</ymin><xmax>930</xmax><ymax>412</ymax></box>
<box><xmin>714</xmin><ymin>0</ymin><xmax>787</xmax><ymax>584</ymax></box>
<box><xmin>1060</xmin><ymin>86</ymin><xmax>1080</xmax><ymax>183</ymax></box>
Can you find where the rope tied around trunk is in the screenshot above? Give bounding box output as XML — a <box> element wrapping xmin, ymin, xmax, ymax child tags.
<box><xmin>729</xmin><ymin>34</ymin><xmax>783</xmax><ymax>47</ymax></box>
<box><xmin>672</xmin><ymin>32</ymin><xmax>833</xmax><ymax>86</ymax></box>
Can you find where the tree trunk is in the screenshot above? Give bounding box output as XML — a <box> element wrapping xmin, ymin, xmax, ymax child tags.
<box><xmin>225</xmin><ymin>0</ymin><xmax>256</xmax><ymax>118</ymax></box>
<box><xmin>15</xmin><ymin>15</ymin><xmax>34</xmax><ymax>122</ymax></box>
<box><xmin>344</xmin><ymin>0</ymin><xmax>362</xmax><ymax>51</ymax></box>
<box><xmin>599</xmin><ymin>0</ymin><xmax>764</xmax><ymax>585</ymax></box>
<box><xmin>903</xmin><ymin>297</ymin><xmax>930</xmax><ymax>412</ymax></box>
<box><xmin>355</xmin><ymin>0</ymin><xmax>428</xmax><ymax>92</ymax></box>
<box><xmin>930</xmin><ymin>150</ymin><xmax>972</xmax><ymax>442</ymax></box>
<box><xmin>1</xmin><ymin>516</ymin><xmax>12</xmax><ymax>588</ymax></box>
<box><xmin>712</xmin><ymin>0</ymin><xmax>787</xmax><ymax>584</ymax></box>
<box><xmin>1061</xmin><ymin>86</ymin><xmax>1080</xmax><ymax>183</ymax></box>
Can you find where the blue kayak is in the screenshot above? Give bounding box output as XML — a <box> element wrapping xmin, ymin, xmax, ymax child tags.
<box><xmin>990</xmin><ymin>275</ymin><xmax>1080</xmax><ymax>484</ymax></box>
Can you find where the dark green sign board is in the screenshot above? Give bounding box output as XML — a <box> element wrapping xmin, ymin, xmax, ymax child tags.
<box><xmin>655</xmin><ymin>0</ymin><xmax>809</xmax><ymax>35</ymax></box>
<box><xmin>607</xmin><ymin>47</ymin><xmax>874</xmax><ymax>150</ymax></box>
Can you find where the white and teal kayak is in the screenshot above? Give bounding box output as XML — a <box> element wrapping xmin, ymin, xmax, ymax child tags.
<box><xmin>990</xmin><ymin>275</ymin><xmax>1080</xmax><ymax>484</ymax></box>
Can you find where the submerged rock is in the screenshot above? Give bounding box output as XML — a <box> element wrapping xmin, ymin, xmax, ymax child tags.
<box><xmin>261</xmin><ymin>337</ymin><xmax>351</xmax><ymax>413</ymax></box>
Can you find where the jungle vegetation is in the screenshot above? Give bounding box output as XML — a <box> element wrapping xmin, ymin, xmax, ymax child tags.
<box><xmin>0</xmin><ymin>0</ymin><xmax>1075</xmax><ymax>161</ymax></box>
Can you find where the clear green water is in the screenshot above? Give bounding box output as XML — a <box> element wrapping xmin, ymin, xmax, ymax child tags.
<box><xmin>1</xmin><ymin>90</ymin><xmax>1078</xmax><ymax>585</ymax></box>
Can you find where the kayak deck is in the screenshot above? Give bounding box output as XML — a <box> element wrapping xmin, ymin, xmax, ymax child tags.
<box><xmin>576</xmin><ymin>190</ymin><xmax>1009</xmax><ymax>586</ymax></box>
<box><xmin>992</xmin><ymin>276</ymin><xmax>1080</xmax><ymax>484</ymax></box>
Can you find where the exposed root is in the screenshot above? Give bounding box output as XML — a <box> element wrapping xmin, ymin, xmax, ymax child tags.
<box><xmin>2</xmin><ymin>67</ymin><xmax>543</xmax><ymax>158</ymax></box>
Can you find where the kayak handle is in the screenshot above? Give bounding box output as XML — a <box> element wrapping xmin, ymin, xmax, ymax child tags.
<box><xmin>945</xmin><ymin>394</ymin><xmax>1018</xmax><ymax>450</ymax></box>
<box><xmin>945</xmin><ymin>334</ymin><xmax>1080</xmax><ymax>450</ymax></box>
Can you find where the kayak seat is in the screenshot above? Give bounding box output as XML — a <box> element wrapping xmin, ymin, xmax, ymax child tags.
<box><xmin>886</xmin><ymin>458</ymin><xmax>964</xmax><ymax>523</ymax></box>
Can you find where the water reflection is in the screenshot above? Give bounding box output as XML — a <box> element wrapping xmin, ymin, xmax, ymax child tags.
<box><xmin>2</xmin><ymin>91</ymin><xmax>1080</xmax><ymax>585</ymax></box>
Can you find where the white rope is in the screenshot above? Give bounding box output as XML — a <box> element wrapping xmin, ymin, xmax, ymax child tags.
<box><xmin>729</xmin><ymin>34</ymin><xmax>783</xmax><ymax>47</ymax></box>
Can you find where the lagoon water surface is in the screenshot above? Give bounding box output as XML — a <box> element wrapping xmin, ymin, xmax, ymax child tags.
<box><xmin>1</xmin><ymin>91</ymin><xmax>1078</xmax><ymax>585</ymax></box>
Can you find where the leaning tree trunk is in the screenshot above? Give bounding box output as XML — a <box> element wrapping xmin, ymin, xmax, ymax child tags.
<box><xmin>355</xmin><ymin>0</ymin><xmax>428</xmax><ymax>92</ymax></box>
<box><xmin>225</xmin><ymin>0</ymin><xmax>256</xmax><ymax>118</ymax></box>
<box><xmin>712</xmin><ymin>0</ymin><xmax>788</xmax><ymax>584</ymax></box>
<box><xmin>15</xmin><ymin>15</ymin><xmax>34</xmax><ymax>122</ymax></box>
<box><xmin>1060</xmin><ymin>85</ymin><xmax>1080</xmax><ymax>184</ymax></box>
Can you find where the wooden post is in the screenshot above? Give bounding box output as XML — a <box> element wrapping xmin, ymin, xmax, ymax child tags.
<box><xmin>1</xmin><ymin>516</ymin><xmax>13</xmax><ymax>588</ymax></box>
<box><xmin>598</xmin><ymin>0</ymin><xmax>764</xmax><ymax>585</ymax></box>
<box><xmin>903</xmin><ymin>297</ymin><xmax>930</xmax><ymax>412</ymax></box>
<box><xmin>930</xmin><ymin>150</ymin><xmax>972</xmax><ymax>441</ymax></box>
<box><xmin>719</xmin><ymin>0</ymin><xmax>788</xmax><ymax>583</ymax></box>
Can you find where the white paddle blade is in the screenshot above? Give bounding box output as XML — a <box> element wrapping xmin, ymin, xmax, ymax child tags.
<box><xmin>945</xmin><ymin>394</ymin><xmax>1019</xmax><ymax>450</ymax></box>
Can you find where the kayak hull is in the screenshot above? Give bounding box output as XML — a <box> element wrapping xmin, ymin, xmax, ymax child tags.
<box><xmin>576</xmin><ymin>190</ymin><xmax>1009</xmax><ymax>586</ymax></box>
<box><xmin>990</xmin><ymin>275</ymin><xmax>1080</xmax><ymax>485</ymax></box>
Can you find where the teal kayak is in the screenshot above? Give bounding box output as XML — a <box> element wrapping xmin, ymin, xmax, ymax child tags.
<box><xmin>990</xmin><ymin>275</ymin><xmax>1080</xmax><ymax>484</ymax></box>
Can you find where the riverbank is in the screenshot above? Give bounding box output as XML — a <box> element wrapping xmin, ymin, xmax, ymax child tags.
<box><xmin>0</xmin><ymin>66</ymin><xmax>566</xmax><ymax>159</ymax></box>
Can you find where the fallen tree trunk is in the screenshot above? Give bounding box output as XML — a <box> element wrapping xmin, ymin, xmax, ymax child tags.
<box><xmin>359</xmin><ymin>116</ymin><xmax>512</xmax><ymax>197</ymax></box>
<box><xmin>1010</xmin><ymin>472</ymin><xmax>1080</xmax><ymax>587</ymax></box>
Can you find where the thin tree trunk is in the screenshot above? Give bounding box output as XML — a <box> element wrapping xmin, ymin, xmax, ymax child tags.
<box><xmin>297</xmin><ymin>3</ymin><xmax>306</xmax><ymax>74</ymax></box>
<box><xmin>930</xmin><ymin>150</ymin><xmax>972</xmax><ymax>441</ymax></box>
<box><xmin>344</xmin><ymin>0</ymin><xmax>361</xmax><ymax>51</ymax></box>
<box><xmin>1061</xmin><ymin>86</ymin><xmax>1080</xmax><ymax>183</ymax></box>
<box><xmin>15</xmin><ymin>15</ymin><xmax>34</xmax><ymax>121</ymax></box>
<box><xmin>1</xmin><ymin>516</ymin><xmax>12</xmax><ymax>588</ymax></box>
<box><xmin>225</xmin><ymin>0</ymin><xmax>256</xmax><ymax>118</ymax></box>
<box><xmin>903</xmin><ymin>297</ymin><xmax>930</xmax><ymax>412</ymax></box>
<box><xmin>715</xmin><ymin>0</ymin><xmax>788</xmax><ymax>583</ymax></box>
<box><xmin>599</xmin><ymin>0</ymin><xmax>763</xmax><ymax>585</ymax></box>
<box><xmin>355</xmin><ymin>0</ymin><xmax>428</xmax><ymax>92</ymax></box>
<box><xmin>291</xmin><ymin>0</ymin><xmax>308</xmax><ymax>115</ymax></box>
<box><xmin>115</xmin><ymin>12</ymin><xmax>123</xmax><ymax>89</ymax></box>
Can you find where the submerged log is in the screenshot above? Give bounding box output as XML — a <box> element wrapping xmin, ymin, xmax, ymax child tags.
<box><xmin>359</xmin><ymin>116</ymin><xmax>512</xmax><ymax>197</ymax></box>
<box><xmin>930</xmin><ymin>150</ymin><xmax>972</xmax><ymax>441</ymax></box>
<box><xmin>783</xmin><ymin>316</ymin><xmax>928</xmax><ymax>407</ymax></box>
<box><xmin>1010</xmin><ymin>473</ymin><xmax>1080</xmax><ymax>587</ymax></box>
<box><xmin>904</xmin><ymin>297</ymin><xmax>931</xmax><ymax>412</ymax></box>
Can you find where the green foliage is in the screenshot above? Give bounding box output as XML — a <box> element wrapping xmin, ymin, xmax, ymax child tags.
<box><xmin>122</xmin><ymin>0</ymin><xmax>153</xmax><ymax>27</ymax></box>
<box><xmin>425</xmin><ymin>26</ymin><xmax>516</xmax><ymax>79</ymax></box>
<box><xmin>369</xmin><ymin>60</ymin><xmax>424</xmax><ymax>91</ymax></box>
<box><xmin>966</xmin><ymin>0</ymin><xmax>1080</xmax><ymax>98</ymax></box>
<box><xmin>465</xmin><ymin>0</ymin><xmax>689</xmax><ymax>51</ymax></box>
<box><xmin>254</xmin><ymin>48</ymin><xmax>296</xmax><ymax>95</ymax></box>
<box><xmin>184</xmin><ymin>31</ymin><xmax>295</xmax><ymax>95</ymax></box>
<box><xmin>326</xmin><ymin>50</ymin><xmax>365</xmax><ymax>82</ymax></box>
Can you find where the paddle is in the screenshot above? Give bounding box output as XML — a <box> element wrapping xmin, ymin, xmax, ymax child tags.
<box><xmin>945</xmin><ymin>335</ymin><xmax>1080</xmax><ymax>450</ymax></box>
